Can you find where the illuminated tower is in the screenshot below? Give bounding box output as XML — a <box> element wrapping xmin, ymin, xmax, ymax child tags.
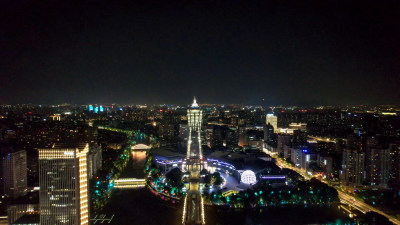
<box><xmin>182</xmin><ymin>98</ymin><xmax>206</xmax><ymax>225</ymax></box>
<box><xmin>38</xmin><ymin>143</ymin><xmax>89</xmax><ymax>225</ymax></box>
<box><xmin>187</xmin><ymin>97</ymin><xmax>203</xmax><ymax>159</ymax></box>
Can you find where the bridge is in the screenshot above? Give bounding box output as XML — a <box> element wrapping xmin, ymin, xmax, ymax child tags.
<box><xmin>131</xmin><ymin>144</ymin><xmax>151</xmax><ymax>151</ymax></box>
<box><xmin>182</xmin><ymin>97</ymin><xmax>206</xmax><ymax>225</ymax></box>
<box><xmin>111</xmin><ymin>178</ymin><xmax>146</xmax><ymax>189</ymax></box>
<box><xmin>111</xmin><ymin>144</ymin><xmax>149</xmax><ymax>189</ymax></box>
<box><xmin>182</xmin><ymin>176</ymin><xmax>205</xmax><ymax>225</ymax></box>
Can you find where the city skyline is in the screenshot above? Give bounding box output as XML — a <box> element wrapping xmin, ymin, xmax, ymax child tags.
<box><xmin>1</xmin><ymin>97</ymin><xmax>400</xmax><ymax>225</ymax></box>
<box><xmin>1</xmin><ymin>1</ymin><xmax>400</xmax><ymax>105</ymax></box>
<box><xmin>2</xmin><ymin>1</ymin><xmax>400</xmax><ymax>224</ymax></box>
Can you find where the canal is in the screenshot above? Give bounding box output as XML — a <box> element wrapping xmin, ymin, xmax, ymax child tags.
<box><xmin>96</xmin><ymin>152</ymin><xmax>349</xmax><ymax>225</ymax></box>
<box><xmin>118</xmin><ymin>150</ymin><xmax>147</xmax><ymax>179</ymax></box>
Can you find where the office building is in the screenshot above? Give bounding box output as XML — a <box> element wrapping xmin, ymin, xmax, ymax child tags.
<box><xmin>38</xmin><ymin>143</ymin><xmax>89</xmax><ymax>225</ymax></box>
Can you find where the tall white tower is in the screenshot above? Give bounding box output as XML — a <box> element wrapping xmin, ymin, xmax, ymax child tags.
<box><xmin>182</xmin><ymin>97</ymin><xmax>206</xmax><ymax>225</ymax></box>
<box><xmin>187</xmin><ymin>97</ymin><xmax>203</xmax><ymax>159</ymax></box>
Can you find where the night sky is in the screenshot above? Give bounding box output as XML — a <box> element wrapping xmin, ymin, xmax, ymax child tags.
<box><xmin>1</xmin><ymin>1</ymin><xmax>400</xmax><ymax>106</ymax></box>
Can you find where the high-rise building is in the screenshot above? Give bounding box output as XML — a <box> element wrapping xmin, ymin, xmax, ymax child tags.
<box><xmin>204</xmin><ymin>126</ymin><xmax>213</xmax><ymax>148</ymax></box>
<box><xmin>38</xmin><ymin>143</ymin><xmax>89</xmax><ymax>225</ymax></box>
<box><xmin>182</xmin><ymin>99</ymin><xmax>205</xmax><ymax>225</ymax></box>
<box><xmin>277</xmin><ymin>134</ymin><xmax>291</xmax><ymax>155</ymax></box>
<box><xmin>291</xmin><ymin>148</ymin><xmax>303</xmax><ymax>167</ymax></box>
<box><xmin>158</xmin><ymin>124</ymin><xmax>176</xmax><ymax>147</ymax></box>
<box><xmin>292</xmin><ymin>130</ymin><xmax>308</xmax><ymax>148</ymax></box>
<box><xmin>246</xmin><ymin>129</ymin><xmax>264</xmax><ymax>151</ymax></box>
<box><xmin>318</xmin><ymin>155</ymin><xmax>333</xmax><ymax>177</ymax></box>
<box><xmin>264</xmin><ymin>123</ymin><xmax>274</xmax><ymax>143</ymax></box>
<box><xmin>301</xmin><ymin>150</ymin><xmax>317</xmax><ymax>171</ymax></box>
<box><xmin>366</xmin><ymin>146</ymin><xmax>391</xmax><ymax>186</ymax></box>
<box><xmin>87</xmin><ymin>144</ymin><xmax>102</xmax><ymax>179</ymax></box>
<box><xmin>283</xmin><ymin>145</ymin><xmax>292</xmax><ymax>159</ymax></box>
<box><xmin>238</xmin><ymin>127</ymin><xmax>248</xmax><ymax>147</ymax></box>
<box><xmin>211</xmin><ymin>126</ymin><xmax>225</xmax><ymax>149</ymax></box>
<box><xmin>266</xmin><ymin>114</ymin><xmax>278</xmax><ymax>133</ymax></box>
<box><xmin>341</xmin><ymin>149</ymin><xmax>365</xmax><ymax>186</ymax></box>
<box><xmin>226</xmin><ymin>127</ymin><xmax>238</xmax><ymax>149</ymax></box>
<box><xmin>389</xmin><ymin>142</ymin><xmax>400</xmax><ymax>185</ymax></box>
<box><xmin>178</xmin><ymin>124</ymin><xmax>189</xmax><ymax>151</ymax></box>
<box><xmin>186</xmin><ymin>97</ymin><xmax>203</xmax><ymax>159</ymax></box>
<box><xmin>179</xmin><ymin>124</ymin><xmax>189</xmax><ymax>140</ymax></box>
<box><xmin>1</xmin><ymin>149</ymin><xmax>27</xmax><ymax>199</ymax></box>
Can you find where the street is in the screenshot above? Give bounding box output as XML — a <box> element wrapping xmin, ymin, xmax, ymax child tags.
<box><xmin>264</xmin><ymin>148</ymin><xmax>400</xmax><ymax>225</ymax></box>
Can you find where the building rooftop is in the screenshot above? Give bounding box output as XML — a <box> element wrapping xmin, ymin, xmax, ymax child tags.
<box><xmin>11</xmin><ymin>214</ymin><xmax>39</xmax><ymax>225</ymax></box>
<box><xmin>207</xmin><ymin>151</ymin><xmax>278</xmax><ymax>172</ymax></box>
<box><xmin>52</xmin><ymin>142</ymin><xmax>87</xmax><ymax>151</ymax></box>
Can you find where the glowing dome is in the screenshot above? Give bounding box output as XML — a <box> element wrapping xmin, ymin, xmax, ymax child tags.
<box><xmin>241</xmin><ymin>170</ymin><xmax>256</xmax><ymax>185</ymax></box>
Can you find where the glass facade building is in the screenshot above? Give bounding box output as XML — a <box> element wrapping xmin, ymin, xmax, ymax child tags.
<box><xmin>38</xmin><ymin>143</ymin><xmax>89</xmax><ymax>225</ymax></box>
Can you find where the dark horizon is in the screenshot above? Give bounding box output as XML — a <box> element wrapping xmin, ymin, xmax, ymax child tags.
<box><xmin>3</xmin><ymin>101</ymin><xmax>399</xmax><ymax>108</ymax></box>
<box><xmin>1</xmin><ymin>1</ymin><xmax>400</xmax><ymax>106</ymax></box>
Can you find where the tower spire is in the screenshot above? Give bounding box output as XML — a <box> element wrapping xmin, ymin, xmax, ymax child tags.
<box><xmin>191</xmin><ymin>96</ymin><xmax>199</xmax><ymax>108</ymax></box>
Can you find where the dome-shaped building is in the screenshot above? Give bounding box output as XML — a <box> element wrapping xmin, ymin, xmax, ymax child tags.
<box><xmin>240</xmin><ymin>170</ymin><xmax>257</xmax><ymax>185</ymax></box>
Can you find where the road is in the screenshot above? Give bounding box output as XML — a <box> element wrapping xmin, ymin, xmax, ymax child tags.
<box><xmin>183</xmin><ymin>171</ymin><xmax>205</xmax><ymax>225</ymax></box>
<box><xmin>220</xmin><ymin>173</ymin><xmax>242</xmax><ymax>191</ymax></box>
<box><xmin>264</xmin><ymin>148</ymin><xmax>400</xmax><ymax>225</ymax></box>
<box><xmin>338</xmin><ymin>191</ymin><xmax>400</xmax><ymax>225</ymax></box>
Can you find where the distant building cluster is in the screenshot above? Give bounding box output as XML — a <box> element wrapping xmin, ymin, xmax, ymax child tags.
<box><xmin>0</xmin><ymin>102</ymin><xmax>400</xmax><ymax>223</ymax></box>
